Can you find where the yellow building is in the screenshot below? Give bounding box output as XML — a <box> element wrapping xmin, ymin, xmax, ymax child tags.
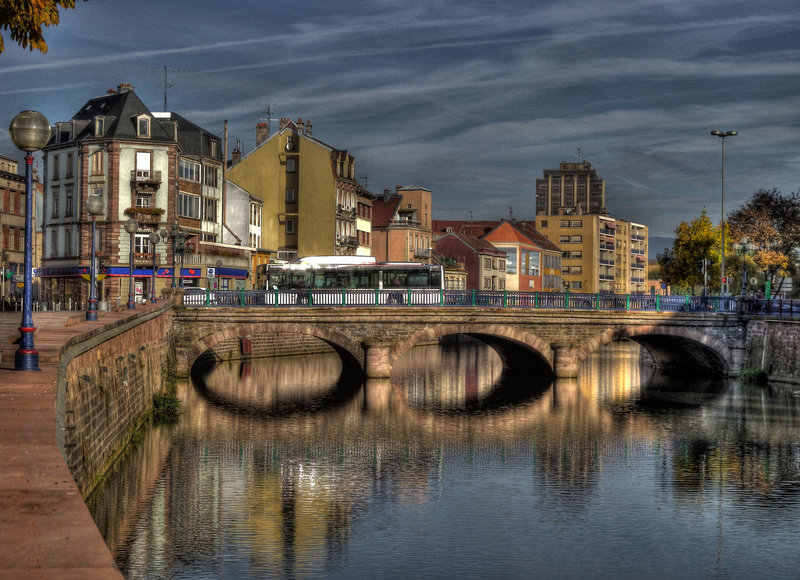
<box><xmin>227</xmin><ymin>118</ymin><xmax>369</xmax><ymax>261</ymax></box>
<box><xmin>536</xmin><ymin>212</ymin><xmax>648</xmax><ymax>294</ymax></box>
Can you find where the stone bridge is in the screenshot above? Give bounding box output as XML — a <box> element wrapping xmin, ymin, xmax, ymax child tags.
<box><xmin>173</xmin><ymin>307</ymin><xmax>746</xmax><ymax>379</ymax></box>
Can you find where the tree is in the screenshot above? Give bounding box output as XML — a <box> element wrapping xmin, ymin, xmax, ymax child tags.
<box><xmin>0</xmin><ymin>1</ymin><xmax>86</xmax><ymax>54</ymax></box>
<box><xmin>670</xmin><ymin>210</ymin><xmax>721</xmax><ymax>294</ymax></box>
<box><xmin>727</xmin><ymin>188</ymin><xmax>800</xmax><ymax>295</ymax></box>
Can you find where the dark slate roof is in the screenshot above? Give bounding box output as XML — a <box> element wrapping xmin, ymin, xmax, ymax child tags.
<box><xmin>157</xmin><ymin>112</ymin><xmax>222</xmax><ymax>161</ymax></box>
<box><xmin>52</xmin><ymin>86</ymin><xmax>175</xmax><ymax>145</ymax></box>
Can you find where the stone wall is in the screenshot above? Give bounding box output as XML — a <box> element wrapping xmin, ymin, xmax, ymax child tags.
<box><xmin>743</xmin><ymin>318</ymin><xmax>800</xmax><ymax>384</ymax></box>
<box><xmin>56</xmin><ymin>304</ymin><xmax>175</xmax><ymax>496</ymax></box>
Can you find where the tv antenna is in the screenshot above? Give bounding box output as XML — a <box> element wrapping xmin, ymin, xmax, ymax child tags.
<box><xmin>159</xmin><ymin>65</ymin><xmax>189</xmax><ymax>111</ymax></box>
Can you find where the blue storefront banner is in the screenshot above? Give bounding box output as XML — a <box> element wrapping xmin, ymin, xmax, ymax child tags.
<box><xmin>42</xmin><ymin>265</ymin><xmax>247</xmax><ymax>279</ymax></box>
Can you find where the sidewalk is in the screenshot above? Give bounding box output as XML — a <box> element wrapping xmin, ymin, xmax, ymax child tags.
<box><xmin>0</xmin><ymin>304</ymin><xmax>162</xmax><ymax>579</ymax></box>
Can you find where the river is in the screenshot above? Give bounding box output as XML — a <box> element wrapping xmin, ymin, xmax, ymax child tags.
<box><xmin>87</xmin><ymin>337</ymin><xmax>800</xmax><ymax>579</ymax></box>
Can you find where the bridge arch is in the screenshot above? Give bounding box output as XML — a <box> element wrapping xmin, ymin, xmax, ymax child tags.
<box><xmin>386</xmin><ymin>323</ymin><xmax>555</xmax><ymax>375</ymax></box>
<box><xmin>583</xmin><ymin>324</ymin><xmax>734</xmax><ymax>374</ymax></box>
<box><xmin>186</xmin><ymin>321</ymin><xmax>366</xmax><ymax>372</ymax></box>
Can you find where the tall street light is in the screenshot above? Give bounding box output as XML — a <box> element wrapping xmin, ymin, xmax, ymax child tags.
<box><xmin>85</xmin><ymin>194</ymin><xmax>104</xmax><ymax>321</ymax></box>
<box><xmin>710</xmin><ymin>130</ymin><xmax>737</xmax><ymax>295</ymax></box>
<box><xmin>149</xmin><ymin>231</ymin><xmax>160</xmax><ymax>303</ymax></box>
<box><xmin>9</xmin><ymin>110</ymin><xmax>51</xmax><ymax>371</ymax></box>
<box><xmin>124</xmin><ymin>218</ymin><xmax>139</xmax><ymax>310</ymax></box>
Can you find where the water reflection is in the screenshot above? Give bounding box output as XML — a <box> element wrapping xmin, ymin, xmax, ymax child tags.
<box><xmin>89</xmin><ymin>339</ymin><xmax>800</xmax><ymax>579</ymax></box>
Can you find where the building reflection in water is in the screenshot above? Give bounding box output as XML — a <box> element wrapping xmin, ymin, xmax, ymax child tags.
<box><xmin>89</xmin><ymin>337</ymin><xmax>800</xmax><ymax>578</ymax></box>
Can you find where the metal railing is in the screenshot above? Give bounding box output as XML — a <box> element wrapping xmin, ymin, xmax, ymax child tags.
<box><xmin>176</xmin><ymin>288</ymin><xmax>797</xmax><ymax>314</ymax></box>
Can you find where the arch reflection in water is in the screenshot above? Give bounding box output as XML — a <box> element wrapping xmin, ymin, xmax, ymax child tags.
<box><xmin>191</xmin><ymin>350</ymin><xmax>363</xmax><ymax>416</ymax></box>
<box><xmin>392</xmin><ymin>335</ymin><xmax>553</xmax><ymax>413</ymax></box>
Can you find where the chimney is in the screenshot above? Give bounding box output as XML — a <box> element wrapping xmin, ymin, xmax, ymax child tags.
<box><xmin>117</xmin><ymin>83</ymin><xmax>132</xmax><ymax>93</ymax></box>
<box><xmin>231</xmin><ymin>143</ymin><xmax>242</xmax><ymax>165</ymax></box>
<box><xmin>305</xmin><ymin>120</ymin><xmax>312</xmax><ymax>137</ymax></box>
<box><xmin>383</xmin><ymin>188</ymin><xmax>391</xmax><ymax>201</ymax></box>
<box><xmin>297</xmin><ymin>118</ymin><xmax>305</xmax><ymax>134</ymax></box>
<box><xmin>256</xmin><ymin>122</ymin><xmax>269</xmax><ymax>145</ymax></box>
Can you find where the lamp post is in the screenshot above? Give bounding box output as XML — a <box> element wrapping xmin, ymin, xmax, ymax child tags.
<box><xmin>216</xmin><ymin>259</ymin><xmax>222</xmax><ymax>290</ymax></box>
<box><xmin>85</xmin><ymin>195</ymin><xmax>104</xmax><ymax>320</ymax></box>
<box><xmin>9</xmin><ymin>110</ymin><xmax>51</xmax><ymax>371</ymax></box>
<box><xmin>149</xmin><ymin>231</ymin><xmax>160</xmax><ymax>303</ymax></box>
<box><xmin>710</xmin><ymin>130</ymin><xmax>737</xmax><ymax>295</ymax></box>
<box><xmin>124</xmin><ymin>218</ymin><xmax>138</xmax><ymax>309</ymax></box>
<box><xmin>733</xmin><ymin>237</ymin><xmax>757</xmax><ymax>296</ymax></box>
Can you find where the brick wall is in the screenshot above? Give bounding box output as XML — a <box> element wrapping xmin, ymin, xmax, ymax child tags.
<box><xmin>744</xmin><ymin>319</ymin><xmax>800</xmax><ymax>383</ymax></box>
<box><xmin>57</xmin><ymin>306</ymin><xmax>175</xmax><ymax>496</ymax></box>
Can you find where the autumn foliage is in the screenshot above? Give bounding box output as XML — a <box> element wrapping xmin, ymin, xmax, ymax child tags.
<box><xmin>0</xmin><ymin>0</ymin><xmax>86</xmax><ymax>54</ymax></box>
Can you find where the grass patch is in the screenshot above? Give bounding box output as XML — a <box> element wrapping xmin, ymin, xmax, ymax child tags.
<box><xmin>740</xmin><ymin>367</ymin><xmax>768</xmax><ymax>386</ymax></box>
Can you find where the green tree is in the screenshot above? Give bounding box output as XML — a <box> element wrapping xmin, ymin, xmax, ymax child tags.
<box><xmin>0</xmin><ymin>0</ymin><xmax>86</xmax><ymax>54</ymax></box>
<box><xmin>671</xmin><ymin>210</ymin><xmax>721</xmax><ymax>294</ymax></box>
<box><xmin>727</xmin><ymin>188</ymin><xmax>800</xmax><ymax>295</ymax></box>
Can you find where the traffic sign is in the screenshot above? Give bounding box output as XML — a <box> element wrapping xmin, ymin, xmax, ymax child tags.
<box><xmin>207</xmin><ymin>267</ymin><xmax>215</xmax><ymax>278</ymax></box>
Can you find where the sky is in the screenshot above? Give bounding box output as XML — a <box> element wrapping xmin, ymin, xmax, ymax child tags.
<box><xmin>0</xmin><ymin>0</ymin><xmax>798</xmax><ymax>249</ymax></box>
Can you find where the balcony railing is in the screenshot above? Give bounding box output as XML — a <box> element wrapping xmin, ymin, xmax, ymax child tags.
<box><xmin>130</xmin><ymin>170</ymin><xmax>162</xmax><ymax>184</ymax></box>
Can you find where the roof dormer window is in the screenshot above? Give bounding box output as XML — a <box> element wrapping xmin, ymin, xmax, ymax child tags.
<box><xmin>95</xmin><ymin>116</ymin><xmax>105</xmax><ymax>137</ymax></box>
<box><xmin>136</xmin><ymin>115</ymin><xmax>151</xmax><ymax>138</ymax></box>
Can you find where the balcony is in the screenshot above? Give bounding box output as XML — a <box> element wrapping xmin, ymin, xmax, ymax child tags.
<box><xmin>130</xmin><ymin>170</ymin><xmax>162</xmax><ymax>187</ymax></box>
<box><xmin>414</xmin><ymin>248</ymin><xmax>431</xmax><ymax>259</ymax></box>
<box><xmin>124</xmin><ymin>207</ymin><xmax>165</xmax><ymax>225</ymax></box>
<box><xmin>336</xmin><ymin>234</ymin><xmax>359</xmax><ymax>247</ymax></box>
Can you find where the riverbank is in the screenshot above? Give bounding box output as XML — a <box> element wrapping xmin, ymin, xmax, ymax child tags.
<box><xmin>0</xmin><ymin>306</ymin><xmax>164</xmax><ymax>579</ymax></box>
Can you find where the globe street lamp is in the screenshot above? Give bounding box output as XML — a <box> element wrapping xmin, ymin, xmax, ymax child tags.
<box><xmin>710</xmin><ymin>130</ymin><xmax>737</xmax><ymax>295</ymax></box>
<box><xmin>216</xmin><ymin>259</ymin><xmax>222</xmax><ymax>289</ymax></box>
<box><xmin>733</xmin><ymin>237</ymin><xmax>757</xmax><ymax>296</ymax></box>
<box><xmin>149</xmin><ymin>231</ymin><xmax>160</xmax><ymax>303</ymax></box>
<box><xmin>85</xmin><ymin>194</ymin><xmax>104</xmax><ymax>321</ymax></box>
<box><xmin>124</xmin><ymin>218</ymin><xmax>139</xmax><ymax>310</ymax></box>
<box><xmin>9</xmin><ymin>110</ymin><xmax>51</xmax><ymax>371</ymax></box>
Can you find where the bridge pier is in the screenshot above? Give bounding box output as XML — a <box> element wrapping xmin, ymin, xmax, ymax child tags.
<box><xmin>364</xmin><ymin>342</ymin><xmax>392</xmax><ymax>378</ymax></box>
<box><xmin>552</xmin><ymin>342</ymin><xmax>580</xmax><ymax>377</ymax></box>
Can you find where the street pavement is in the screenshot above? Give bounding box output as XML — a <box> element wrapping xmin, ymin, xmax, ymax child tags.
<box><xmin>0</xmin><ymin>304</ymin><xmax>163</xmax><ymax>579</ymax></box>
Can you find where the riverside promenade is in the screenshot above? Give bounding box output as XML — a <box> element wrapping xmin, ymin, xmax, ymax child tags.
<box><xmin>0</xmin><ymin>304</ymin><xmax>164</xmax><ymax>579</ymax></box>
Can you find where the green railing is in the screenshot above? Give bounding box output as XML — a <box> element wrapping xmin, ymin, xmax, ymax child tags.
<box><xmin>181</xmin><ymin>288</ymin><xmax>758</xmax><ymax>314</ymax></box>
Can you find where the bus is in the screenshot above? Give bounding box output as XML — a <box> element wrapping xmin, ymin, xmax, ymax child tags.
<box><xmin>255</xmin><ymin>256</ymin><xmax>444</xmax><ymax>305</ymax></box>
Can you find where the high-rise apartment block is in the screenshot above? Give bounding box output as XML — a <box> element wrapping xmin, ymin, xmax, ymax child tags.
<box><xmin>535</xmin><ymin>161</ymin><xmax>606</xmax><ymax>216</ymax></box>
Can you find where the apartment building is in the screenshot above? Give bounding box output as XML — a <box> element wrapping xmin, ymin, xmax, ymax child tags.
<box><xmin>482</xmin><ymin>220</ymin><xmax>563</xmax><ymax>292</ymax></box>
<box><xmin>434</xmin><ymin>231</ymin><xmax>507</xmax><ymax>290</ymax></box>
<box><xmin>535</xmin><ymin>160</ymin><xmax>606</xmax><ymax>216</ymax></box>
<box><xmin>40</xmin><ymin>83</ymin><xmax>248</xmax><ymax>307</ymax></box>
<box><xmin>227</xmin><ymin>118</ymin><xmax>371</xmax><ymax>261</ymax></box>
<box><xmin>371</xmin><ymin>185</ymin><xmax>433</xmax><ymax>263</ymax></box>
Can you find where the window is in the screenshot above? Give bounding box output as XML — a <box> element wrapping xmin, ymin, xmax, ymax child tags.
<box><xmin>65</xmin><ymin>189</ymin><xmax>73</xmax><ymax>217</ymax></box>
<box><xmin>135</xmin><ymin>194</ymin><xmax>151</xmax><ymax>208</ymax></box>
<box><xmin>136</xmin><ymin>152</ymin><xmax>151</xmax><ymax>179</ymax></box>
<box><xmin>277</xmin><ymin>250</ymin><xmax>297</xmax><ymax>261</ymax></box>
<box><xmin>286</xmin><ymin>158</ymin><xmax>296</xmax><ymax>173</ymax></box>
<box><xmin>570</xmin><ymin>281</ymin><xmax>582</xmax><ymax>290</ymax></box>
<box><xmin>91</xmin><ymin>150</ymin><xmax>104</xmax><ymax>175</ymax></box>
<box><xmin>572</xmin><ymin>266</ymin><xmax>582</xmax><ymax>274</ymax></box>
<box><xmin>65</xmin><ymin>229</ymin><xmax>73</xmax><ymax>256</ymax></box>
<box><xmin>286</xmin><ymin>188</ymin><xmax>296</xmax><ymax>203</ymax></box>
<box><xmin>286</xmin><ymin>218</ymin><xmax>295</xmax><ymax>234</ymax></box>
<box><xmin>203</xmin><ymin>165</ymin><xmax>218</xmax><ymax>187</ymax></box>
<box><xmin>571</xmin><ymin>220</ymin><xmax>582</xmax><ymax>227</ymax></box>
<box><xmin>559</xmin><ymin>235</ymin><xmax>570</xmax><ymax>243</ymax></box>
<box><xmin>540</xmin><ymin>220</ymin><xmax>548</xmax><ymax>228</ymax></box>
<box><xmin>137</xmin><ymin>116</ymin><xmax>150</xmax><ymax>137</ymax></box>
<box><xmin>571</xmin><ymin>251</ymin><xmax>582</xmax><ymax>258</ymax></box>
<box><xmin>571</xmin><ymin>235</ymin><xmax>582</xmax><ymax>243</ymax></box>
<box><xmin>95</xmin><ymin>117</ymin><xmax>105</xmax><ymax>136</ymax></box>
<box><xmin>134</xmin><ymin>233</ymin><xmax>152</xmax><ymax>254</ymax></box>
<box><xmin>66</xmin><ymin>153</ymin><xmax>73</xmax><ymax>179</ymax></box>
<box><xmin>202</xmin><ymin>198</ymin><xmax>217</xmax><ymax>221</ymax></box>
<box><xmin>483</xmin><ymin>277</ymin><xmax>491</xmax><ymax>289</ymax></box>
<box><xmin>51</xmin><ymin>154</ymin><xmax>59</xmax><ymax>180</ymax></box>
<box><xmin>560</xmin><ymin>220</ymin><xmax>570</xmax><ymax>227</ymax></box>
<box><xmin>178</xmin><ymin>193</ymin><xmax>200</xmax><ymax>219</ymax></box>
<box><xmin>92</xmin><ymin>187</ymin><xmax>103</xmax><ymax>197</ymax></box>
<box><xmin>179</xmin><ymin>159</ymin><xmax>201</xmax><ymax>182</ymax></box>
<box><xmin>51</xmin><ymin>190</ymin><xmax>59</xmax><ymax>218</ymax></box>
<box><xmin>50</xmin><ymin>230</ymin><xmax>58</xmax><ymax>258</ymax></box>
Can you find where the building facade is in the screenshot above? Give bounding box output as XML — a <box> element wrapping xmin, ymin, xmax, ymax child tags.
<box><xmin>0</xmin><ymin>154</ymin><xmax>26</xmax><ymax>306</ymax></box>
<box><xmin>227</xmin><ymin>118</ymin><xmax>371</xmax><ymax>261</ymax></box>
<box><xmin>40</xmin><ymin>84</ymin><xmax>248</xmax><ymax>308</ymax></box>
<box><xmin>434</xmin><ymin>231</ymin><xmax>506</xmax><ymax>291</ymax></box>
<box><xmin>482</xmin><ymin>220</ymin><xmax>562</xmax><ymax>292</ymax></box>
<box><xmin>535</xmin><ymin>160</ymin><xmax>606</xmax><ymax>216</ymax></box>
<box><xmin>371</xmin><ymin>185</ymin><xmax>433</xmax><ymax>263</ymax></box>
